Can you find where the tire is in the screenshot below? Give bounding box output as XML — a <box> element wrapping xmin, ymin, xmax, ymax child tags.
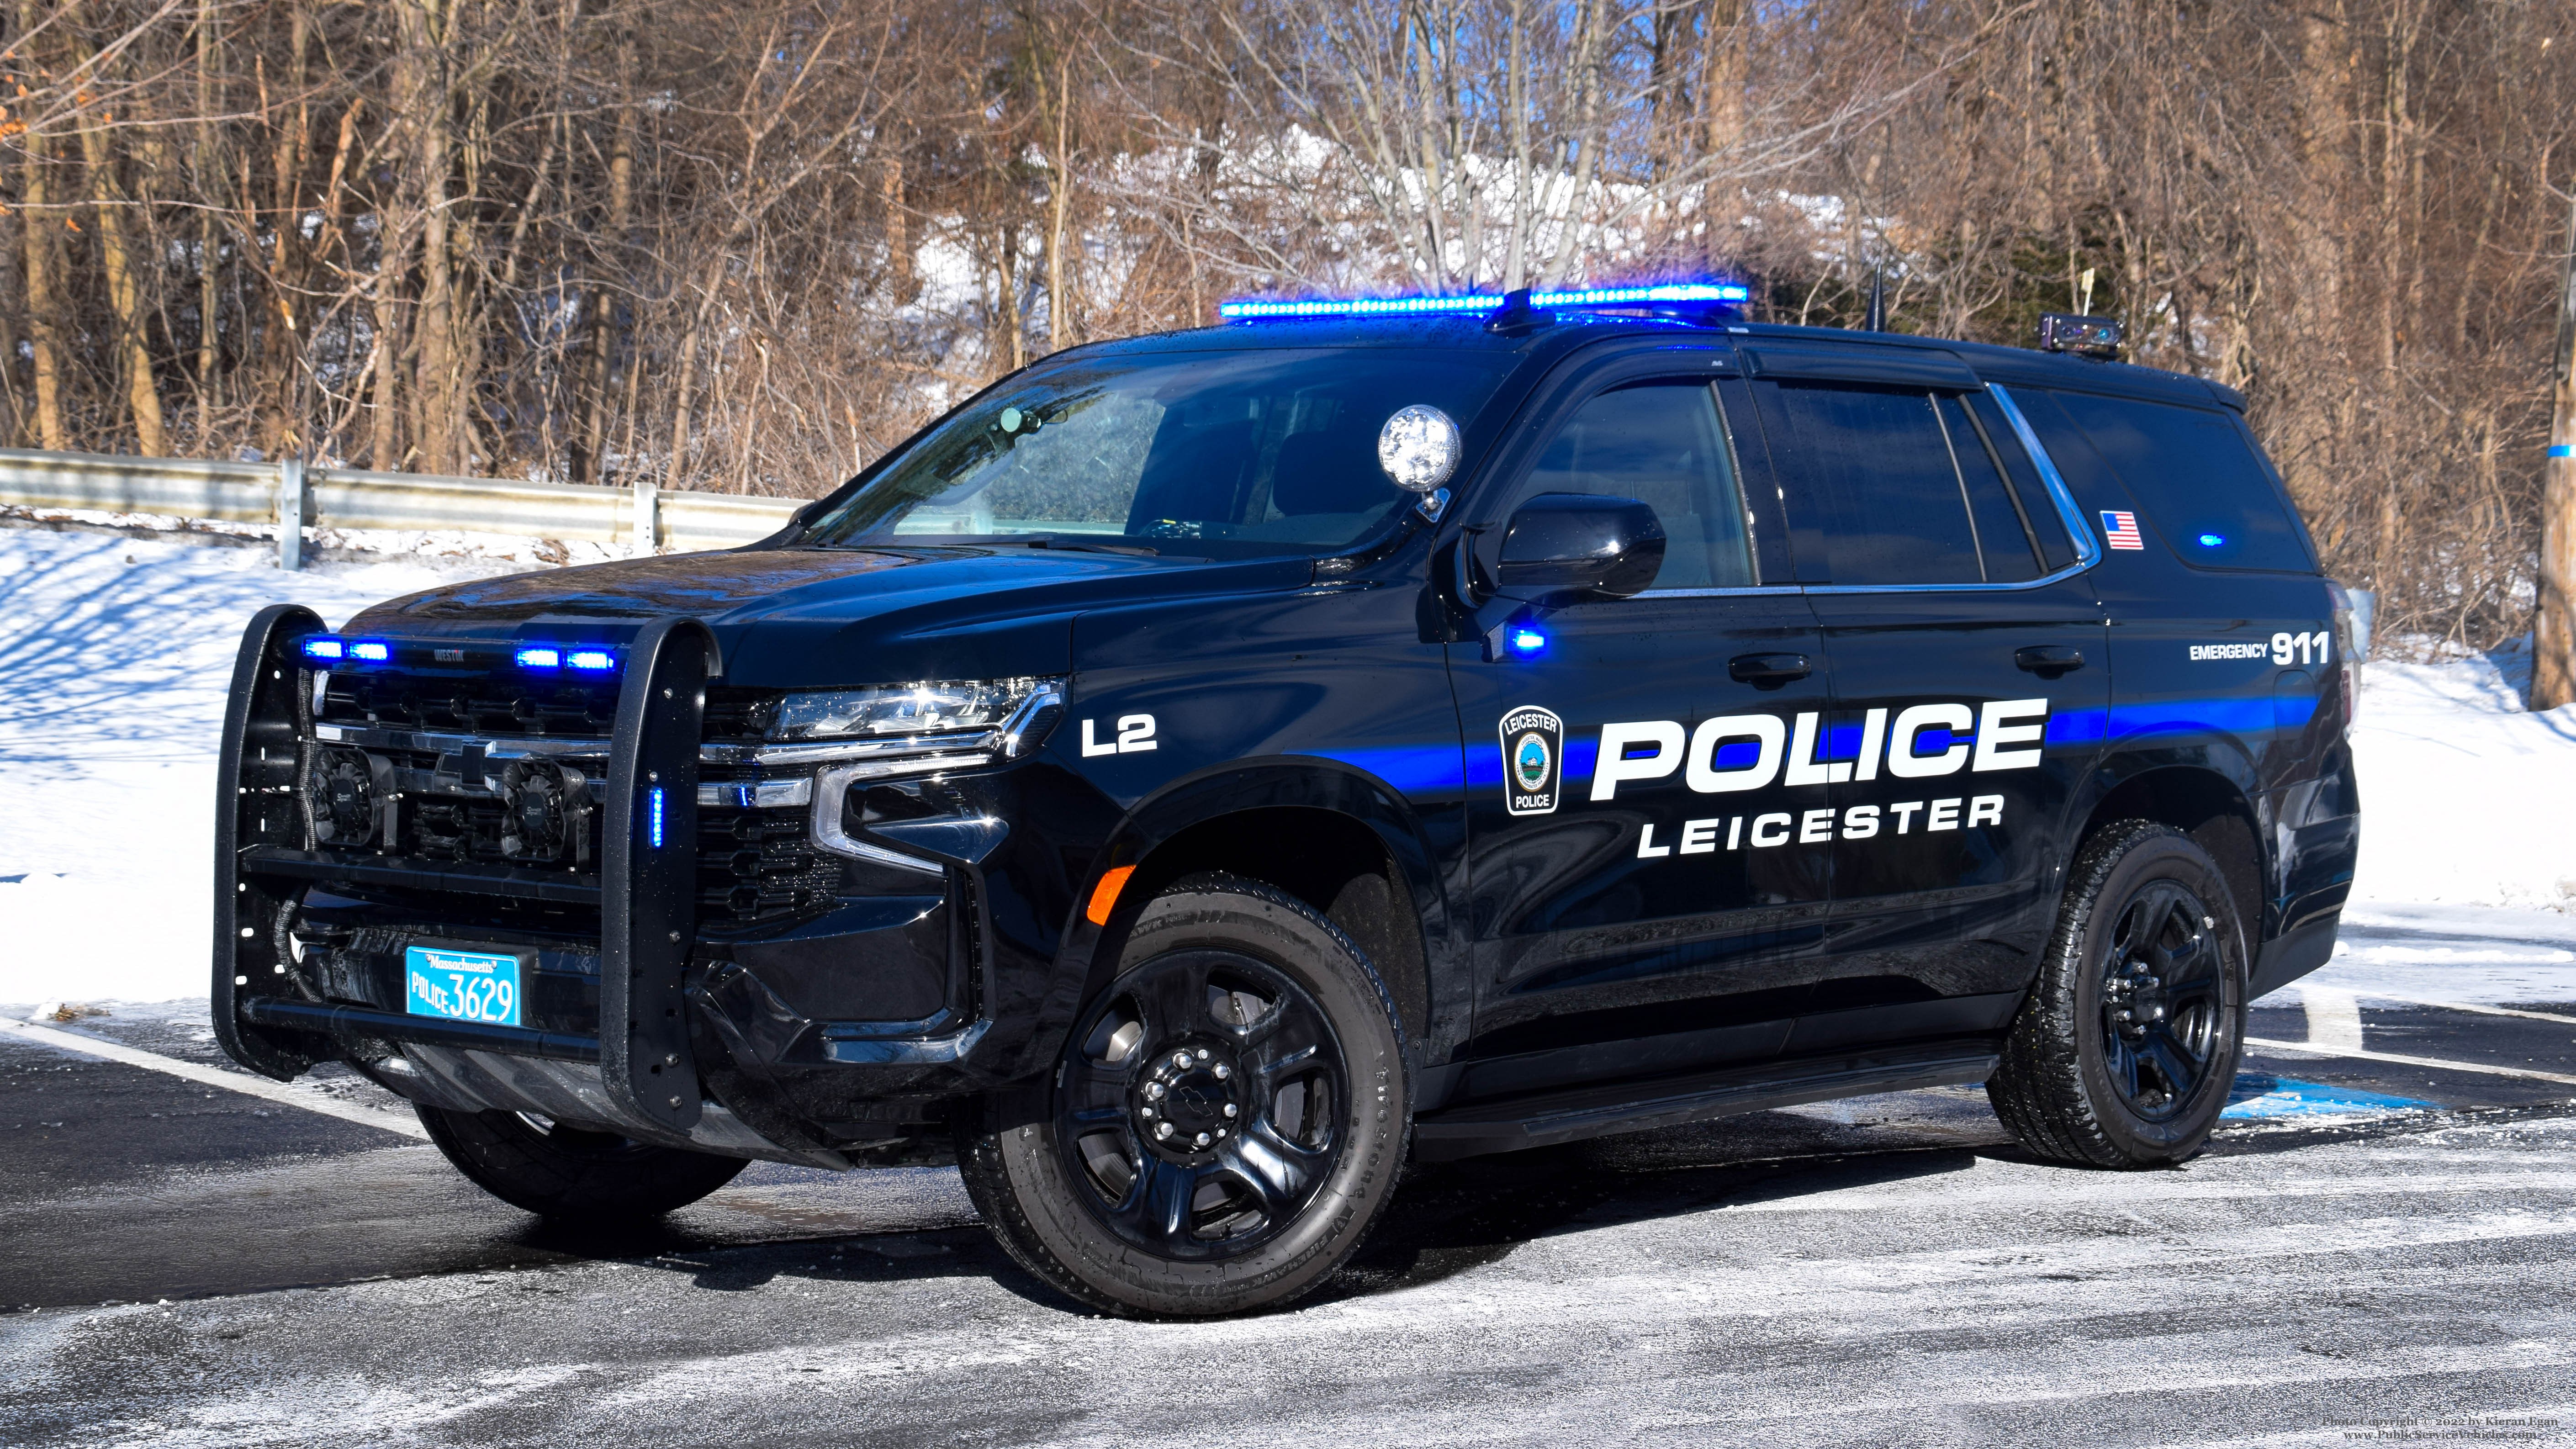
<box><xmin>958</xmin><ymin>874</ymin><xmax>1411</xmax><ymax>1317</ymax></box>
<box><xmin>418</xmin><ymin>1105</ymin><xmax>749</xmax><ymax>1219</ymax></box>
<box><xmin>1990</xmin><ymin>820</ymin><xmax>2248</xmax><ymax>1168</ymax></box>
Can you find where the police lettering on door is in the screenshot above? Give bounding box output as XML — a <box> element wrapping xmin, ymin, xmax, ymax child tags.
<box><xmin>1508</xmin><ymin>698</ymin><xmax>2050</xmax><ymax>858</ymax></box>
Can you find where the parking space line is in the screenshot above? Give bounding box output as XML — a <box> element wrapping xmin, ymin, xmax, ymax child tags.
<box><xmin>2245</xmin><ymin>1035</ymin><xmax>2576</xmax><ymax>1088</ymax></box>
<box><xmin>2301</xmin><ymin>987</ymin><xmax>2367</xmax><ymax>1052</ymax></box>
<box><xmin>2342</xmin><ymin>994</ymin><xmax>2576</xmax><ymax>1028</ymax></box>
<box><xmin>0</xmin><ymin>1016</ymin><xmax>429</xmax><ymax>1140</ymax></box>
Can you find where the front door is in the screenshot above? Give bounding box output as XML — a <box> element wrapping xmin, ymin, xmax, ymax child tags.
<box><xmin>1735</xmin><ymin>370</ymin><xmax>2109</xmax><ymax>1055</ymax></box>
<box><xmin>1446</xmin><ymin>366</ymin><xmax>1837</xmax><ymax>1104</ymax></box>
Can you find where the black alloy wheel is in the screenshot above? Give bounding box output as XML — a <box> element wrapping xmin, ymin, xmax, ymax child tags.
<box><xmin>1055</xmin><ymin>947</ymin><xmax>1348</xmax><ymax>1258</ymax></box>
<box><xmin>1989</xmin><ymin>820</ymin><xmax>2247</xmax><ymax>1168</ymax></box>
<box><xmin>2096</xmin><ymin>880</ymin><xmax>2226</xmax><ymax>1120</ymax></box>
<box><xmin>959</xmin><ymin>875</ymin><xmax>1411</xmax><ymax>1317</ymax></box>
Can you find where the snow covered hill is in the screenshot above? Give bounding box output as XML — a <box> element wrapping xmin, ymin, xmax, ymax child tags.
<box><xmin>2</xmin><ymin>524</ymin><xmax>2570</xmax><ymax>1008</ymax></box>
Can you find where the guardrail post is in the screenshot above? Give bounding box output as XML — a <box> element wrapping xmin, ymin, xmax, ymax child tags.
<box><xmin>277</xmin><ymin>456</ymin><xmax>307</xmax><ymax>571</ymax></box>
<box><xmin>632</xmin><ymin>471</ymin><xmax>658</xmax><ymax>556</ymax></box>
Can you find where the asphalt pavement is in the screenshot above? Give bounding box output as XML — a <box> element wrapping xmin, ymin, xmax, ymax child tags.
<box><xmin>7</xmin><ymin>912</ymin><xmax>2576</xmax><ymax>1446</ymax></box>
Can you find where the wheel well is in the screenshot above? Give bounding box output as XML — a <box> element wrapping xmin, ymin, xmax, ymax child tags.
<box><xmin>2079</xmin><ymin>767</ymin><xmax>2266</xmax><ymax>941</ymax></box>
<box><xmin>1120</xmin><ymin>807</ymin><xmax>1431</xmax><ymax>1044</ymax></box>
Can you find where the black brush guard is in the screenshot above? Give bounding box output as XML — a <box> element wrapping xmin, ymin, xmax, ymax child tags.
<box><xmin>214</xmin><ymin>604</ymin><xmax>737</xmax><ymax>1150</ymax></box>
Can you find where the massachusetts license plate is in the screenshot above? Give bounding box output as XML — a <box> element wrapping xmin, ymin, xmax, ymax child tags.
<box><xmin>405</xmin><ymin>944</ymin><xmax>526</xmax><ymax>1027</ymax></box>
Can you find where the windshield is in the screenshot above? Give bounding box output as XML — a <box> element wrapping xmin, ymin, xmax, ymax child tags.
<box><xmin>800</xmin><ymin>349</ymin><xmax>1518</xmax><ymax>556</ymax></box>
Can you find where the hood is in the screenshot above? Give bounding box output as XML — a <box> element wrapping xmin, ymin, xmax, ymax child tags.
<box><xmin>341</xmin><ymin>545</ymin><xmax>1316</xmax><ymax>686</ymax></box>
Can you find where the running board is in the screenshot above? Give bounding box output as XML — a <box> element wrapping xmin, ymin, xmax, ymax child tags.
<box><xmin>1409</xmin><ymin>1041</ymin><xmax>1999</xmax><ymax>1162</ymax></box>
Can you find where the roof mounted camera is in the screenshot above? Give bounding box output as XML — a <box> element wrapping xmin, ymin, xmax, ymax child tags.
<box><xmin>2038</xmin><ymin>312</ymin><xmax>2123</xmax><ymax>360</ymax></box>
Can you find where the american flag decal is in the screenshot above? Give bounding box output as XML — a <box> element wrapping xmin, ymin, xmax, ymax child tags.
<box><xmin>2100</xmin><ymin>510</ymin><xmax>2145</xmax><ymax>550</ymax></box>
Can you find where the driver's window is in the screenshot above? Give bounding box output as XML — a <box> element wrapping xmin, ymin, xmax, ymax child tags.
<box><xmin>1515</xmin><ymin>382</ymin><xmax>1756</xmax><ymax>589</ymax></box>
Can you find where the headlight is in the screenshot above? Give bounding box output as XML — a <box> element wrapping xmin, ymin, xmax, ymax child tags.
<box><xmin>772</xmin><ymin>678</ymin><xmax>1043</xmax><ymax>740</ymax></box>
<box><xmin>697</xmin><ymin>677</ymin><xmax>1065</xmax><ymax>864</ymax></box>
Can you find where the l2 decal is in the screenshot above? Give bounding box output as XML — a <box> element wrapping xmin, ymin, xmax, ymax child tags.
<box><xmin>1499</xmin><ymin>705</ymin><xmax>1564</xmax><ymax>816</ymax></box>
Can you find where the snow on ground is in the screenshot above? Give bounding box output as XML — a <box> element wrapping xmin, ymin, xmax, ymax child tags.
<box><xmin>0</xmin><ymin>527</ymin><xmax>532</xmax><ymax>1006</ymax></box>
<box><xmin>3</xmin><ymin>519</ymin><xmax>2572</xmax><ymax>1011</ymax></box>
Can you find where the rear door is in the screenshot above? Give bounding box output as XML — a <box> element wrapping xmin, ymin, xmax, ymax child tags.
<box><xmin>1445</xmin><ymin>353</ymin><xmax>1835</xmax><ymax>1104</ymax></box>
<box><xmin>1735</xmin><ymin>354</ymin><xmax>2109</xmax><ymax>1055</ymax></box>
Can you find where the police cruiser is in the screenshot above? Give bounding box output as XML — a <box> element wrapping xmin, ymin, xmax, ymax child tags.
<box><xmin>214</xmin><ymin>284</ymin><xmax>2359</xmax><ymax>1317</ymax></box>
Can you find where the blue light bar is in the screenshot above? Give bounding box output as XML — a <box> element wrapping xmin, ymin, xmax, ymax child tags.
<box><xmin>349</xmin><ymin>640</ymin><xmax>391</xmax><ymax>663</ymax></box>
<box><xmin>1219</xmin><ymin>281</ymin><xmax>1748</xmax><ymax>321</ymax></box>
<box><xmin>649</xmin><ymin>787</ymin><xmax>666</xmax><ymax>848</ymax></box>
<box><xmin>566</xmin><ymin>649</ymin><xmax>616</xmax><ymax>672</ymax></box>
<box><xmin>301</xmin><ymin>637</ymin><xmax>345</xmax><ymax>661</ymax></box>
<box><xmin>515</xmin><ymin>647</ymin><xmax>561</xmax><ymax>670</ymax></box>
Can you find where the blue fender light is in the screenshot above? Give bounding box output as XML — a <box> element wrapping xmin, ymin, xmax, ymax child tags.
<box><xmin>649</xmin><ymin>787</ymin><xmax>666</xmax><ymax>848</ymax></box>
<box><xmin>301</xmin><ymin>637</ymin><xmax>346</xmax><ymax>661</ymax></box>
<box><xmin>515</xmin><ymin>647</ymin><xmax>562</xmax><ymax>670</ymax></box>
<box><xmin>2197</xmin><ymin>533</ymin><xmax>2227</xmax><ymax>548</ymax></box>
<box><xmin>1508</xmin><ymin>626</ymin><xmax>1549</xmax><ymax>657</ymax></box>
<box><xmin>566</xmin><ymin>649</ymin><xmax>617</xmax><ymax>672</ymax></box>
<box><xmin>348</xmin><ymin>640</ymin><xmax>391</xmax><ymax>663</ymax></box>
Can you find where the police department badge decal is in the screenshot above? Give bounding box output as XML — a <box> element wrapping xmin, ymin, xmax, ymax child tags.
<box><xmin>1499</xmin><ymin>706</ymin><xmax>1564</xmax><ymax>816</ymax></box>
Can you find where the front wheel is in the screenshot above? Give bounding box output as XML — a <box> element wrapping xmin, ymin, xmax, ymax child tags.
<box><xmin>418</xmin><ymin>1105</ymin><xmax>748</xmax><ymax>1219</ymax></box>
<box><xmin>958</xmin><ymin>876</ymin><xmax>1411</xmax><ymax>1317</ymax></box>
<box><xmin>1989</xmin><ymin>820</ymin><xmax>2248</xmax><ymax>1168</ymax></box>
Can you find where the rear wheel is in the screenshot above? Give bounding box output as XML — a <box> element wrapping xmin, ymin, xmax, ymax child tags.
<box><xmin>959</xmin><ymin>875</ymin><xmax>1410</xmax><ymax>1317</ymax></box>
<box><xmin>418</xmin><ymin>1105</ymin><xmax>748</xmax><ymax>1219</ymax></box>
<box><xmin>1990</xmin><ymin>820</ymin><xmax>2247</xmax><ymax>1168</ymax></box>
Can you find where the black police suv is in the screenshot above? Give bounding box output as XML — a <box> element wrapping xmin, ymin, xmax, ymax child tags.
<box><xmin>215</xmin><ymin>288</ymin><xmax>2359</xmax><ymax>1317</ymax></box>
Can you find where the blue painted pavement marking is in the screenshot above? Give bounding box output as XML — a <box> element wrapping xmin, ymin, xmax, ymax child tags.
<box><xmin>2222</xmin><ymin>1071</ymin><xmax>2436</xmax><ymax>1120</ymax></box>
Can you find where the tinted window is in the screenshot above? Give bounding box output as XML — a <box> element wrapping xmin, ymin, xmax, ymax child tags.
<box><xmin>1963</xmin><ymin>391</ymin><xmax>2077</xmax><ymax>571</ymax></box>
<box><xmin>1767</xmin><ymin>381</ymin><xmax>2035</xmax><ymax>585</ymax></box>
<box><xmin>2047</xmin><ymin>391</ymin><xmax>2313</xmax><ymax>572</ymax></box>
<box><xmin>802</xmin><ymin>349</ymin><xmax>1516</xmax><ymax>558</ymax></box>
<box><xmin>1938</xmin><ymin>394</ymin><xmax>2043</xmax><ymax>582</ymax></box>
<box><xmin>1517</xmin><ymin>383</ymin><xmax>1755</xmax><ymax>589</ymax></box>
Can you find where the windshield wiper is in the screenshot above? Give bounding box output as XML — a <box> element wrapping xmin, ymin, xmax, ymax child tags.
<box><xmin>984</xmin><ymin>534</ymin><xmax>1160</xmax><ymax>557</ymax></box>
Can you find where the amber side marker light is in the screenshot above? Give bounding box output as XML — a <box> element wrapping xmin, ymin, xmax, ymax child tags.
<box><xmin>1085</xmin><ymin>866</ymin><xmax>1137</xmax><ymax>926</ymax></box>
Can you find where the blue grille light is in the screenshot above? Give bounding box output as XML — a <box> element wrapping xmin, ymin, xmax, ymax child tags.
<box><xmin>2198</xmin><ymin>533</ymin><xmax>2226</xmax><ymax>548</ymax></box>
<box><xmin>1219</xmin><ymin>281</ymin><xmax>1749</xmax><ymax>321</ymax></box>
<box><xmin>301</xmin><ymin>637</ymin><xmax>345</xmax><ymax>661</ymax></box>
<box><xmin>349</xmin><ymin>640</ymin><xmax>391</xmax><ymax>663</ymax></box>
<box><xmin>1508</xmin><ymin>626</ymin><xmax>1549</xmax><ymax>657</ymax></box>
<box><xmin>566</xmin><ymin>649</ymin><xmax>616</xmax><ymax>672</ymax></box>
<box><xmin>649</xmin><ymin>787</ymin><xmax>666</xmax><ymax>848</ymax></box>
<box><xmin>515</xmin><ymin>646</ymin><xmax>562</xmax><ymax>670</ymax></box>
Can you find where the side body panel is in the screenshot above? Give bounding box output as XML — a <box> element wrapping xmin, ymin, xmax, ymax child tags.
<box><xmin>2005</xmin><ymin>385</ymin><xmax>2355</xmax><ymax>973</ymax></box>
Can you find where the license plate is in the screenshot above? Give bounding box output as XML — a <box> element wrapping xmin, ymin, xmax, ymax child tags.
<box><xmin>405</xmin><ymin>944</ymin><xmax>526</xmax><ymax>1027</ymax></box>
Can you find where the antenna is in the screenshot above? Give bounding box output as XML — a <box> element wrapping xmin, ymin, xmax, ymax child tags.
<box><xmin>1864</xmin><ymin>269</ymin><xmax>1886</xmax><ymax>333</ymax></box>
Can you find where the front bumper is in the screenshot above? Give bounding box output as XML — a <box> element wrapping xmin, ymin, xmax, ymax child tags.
<box><xmin>213</xmin><ymin>606</ymin><xmax>1094</xmax><ymax>1165</ymax></box>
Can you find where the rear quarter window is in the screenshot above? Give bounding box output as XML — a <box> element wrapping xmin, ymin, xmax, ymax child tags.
<box><xmin>2045</xmin><ymin>390</ymin><xmax>2315</xmax><ymax>573</ymax></box>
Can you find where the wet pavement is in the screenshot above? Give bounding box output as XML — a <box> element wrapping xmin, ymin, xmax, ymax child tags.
<box><xmin>5</xmin><ymin>908</ymin><xmax>2576</xmax><ymax>1445</ymax></box>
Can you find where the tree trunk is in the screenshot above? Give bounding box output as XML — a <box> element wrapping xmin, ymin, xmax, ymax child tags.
<box><xmin>404</xmin><ymin>0</ymin><xmax>460</xmax><ymax>475</ymax></box>
<box><xmin>77</xmin><ymin>106</ymin><xmax>169</xmax><ymax>455</ymax></box>
<box><xmin>21</xmin><ymin>119</ymin><xmax>68</xmax><ymax>450</ymax></box>
<box><xmin>2532</xmin><ymin>194</ymin><xmax>2576</xmax><ymax>711</ymax></box>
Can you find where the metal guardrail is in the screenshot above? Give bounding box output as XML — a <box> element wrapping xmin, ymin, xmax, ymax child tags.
<box><xmin>0</xmin><ymin>447</ymin><xmax>802</xmax><ymax>568</ymax></box>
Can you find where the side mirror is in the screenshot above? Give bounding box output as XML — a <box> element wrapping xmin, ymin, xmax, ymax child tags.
<box><xmin>1493</xmin><ymin>493</ymin><xmax>1666</xmax><ymax>605</ymax></box>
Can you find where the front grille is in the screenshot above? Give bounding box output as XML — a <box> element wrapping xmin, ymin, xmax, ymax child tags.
<box><xmin>291</xmin><ymin>662</ymin><xmax>826</xmax><ymax>931</ymax></box>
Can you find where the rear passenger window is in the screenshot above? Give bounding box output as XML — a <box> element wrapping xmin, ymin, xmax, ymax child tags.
<box><xmin>1961</xmin><ymin>391</ymin><xmax>2077</xmax><ymax>571</ymax></box>
<box><xmin>1518</xmin><ymin>383</ymin><xmax>1756</xmax><ymax>589</ymax></box>
<box><xmin>2045</xmin><ymin>391</ymin><xmax>2314</xmax><ymax>572</ymax></box>
<box><xmin>1761</xmin><ymin>381</ymin><xmax>2045</xmax><ymax>586</ymax></box>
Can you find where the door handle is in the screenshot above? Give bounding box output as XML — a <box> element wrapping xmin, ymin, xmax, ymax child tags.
<box><xmin>2015</xmin><ymin>645</ymin><xmax>2086</xmax><ymax>676</ymax></box>
<box><xmin>1728</xmin><ymin>652</ymin><xmax>1812</xmax><ymax>686</ymax></box>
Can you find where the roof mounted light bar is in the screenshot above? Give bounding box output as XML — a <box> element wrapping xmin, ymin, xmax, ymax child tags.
<box><xmin>1218</xmin><ymin>281</ymin><xmax>1749</xmax><ymax>322</ymax></box>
